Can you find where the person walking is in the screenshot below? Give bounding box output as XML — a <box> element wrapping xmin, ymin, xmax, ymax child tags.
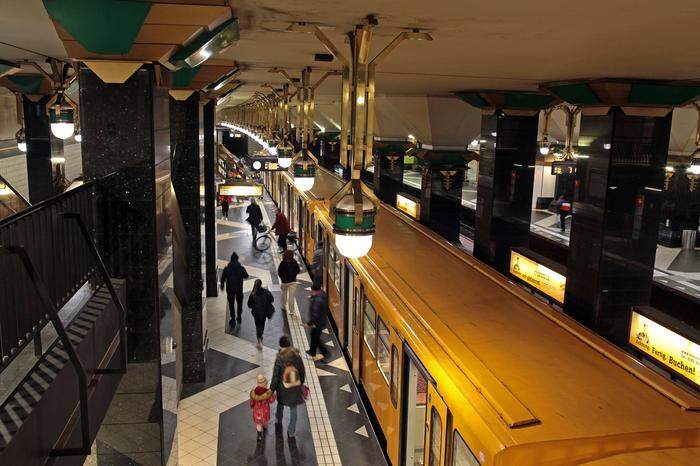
<box><xmin>270</xmin><ymin>336</ymin><xmax>306</xmax><ymax>438</ymax></box>
<box><xmin>249</xmin><ymin>374</ymin><xmax>275</xmax><ymax>442</ymax></box>
<box><xmin>247</xmin><ymin>279</ymin><xmax>275</xmax><ymax>349</ymax></box>
<box><xmin>221</xmin><ymin>195</ymin><xmax>230</xmax><ymax>219</ymax></box>
<box><xmin>220</xmin><ymin>252</ymin><xmax>249</xmax><ymax>328</ymax></box>
<box><xmin>555</xmin><ymin>195</ymin><xmax>572</xmax><ymax>233</ymax></box>
<box><xmin>277</xmin><ymin>250</ymin><xmax>300</xmax><ymax>314</ymax></box>
<box><xmin>271</xmin><ymin>209</ymin><xmax>291</xmax><ymax>252</ymax></box>
<box><xmin>305</xmin><ymin>282</ymin><xmax>329</xmax><ymax>361</ymax></box>
<box><xmin>311</xmin><ymin>241</ymin><xmax>324</xmax><ymax>289</ymax></box>
<box><xmin>246</xmin><ymin>199</ymin><xmax>263</xmax><ymax>241</ymax></box>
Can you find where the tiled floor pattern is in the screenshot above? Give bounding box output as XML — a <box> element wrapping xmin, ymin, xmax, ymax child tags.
<box><xmin>172</xmin><ymin>198</ymin><xmax>386</xmax><ymax>466</ymax></box>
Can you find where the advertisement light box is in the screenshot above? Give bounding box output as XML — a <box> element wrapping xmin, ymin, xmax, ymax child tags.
<box><xmin>509</xmin><ymin>249</ymin><xmax>566</xmax><ymax>304</ymax></box>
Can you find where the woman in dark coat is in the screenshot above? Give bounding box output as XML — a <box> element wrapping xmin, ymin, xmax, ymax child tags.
<box><xmin>269</xmin><ymin>336</ymin><xmax>306</xmax><ymax>437</ymax></box>
<box><xmin>247</xmin><ymin>279</ymin><xmax>274</xmax><ymax>349</ymax></box>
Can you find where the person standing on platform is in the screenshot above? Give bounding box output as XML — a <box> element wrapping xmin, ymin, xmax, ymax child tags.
<box><xmin>556</xmin><ymin>195</ymin><xmax>572</xmax><ymax>233</ymax></box>
<box><xmin>305</xmin><ymin>282</ymin><xmax>329</xmax><ymax>361</ymax></box>
<box><xmin>278</xmin><ymin>250</ymin><xmax>300</xmax><ymax>314</ymax></box>
<box><xmin>246</xmin><ymin>199</ymin><xmax>263</xmax><ymax>242</ymax></box>
<box><xmin>271</xmin><ymin>209</ymin><xmax>291</xmax><ymax>252</ymax></box>
<box><xmin>247</xmin><ymin>279</ymin><xmax>275</xmax><ymax>349</ymax></box>
<box><xmin>220</xmin><ymin>252</ymin><xmax>249</xmax><ymax>328</ymax></box>
<box><xmin>311</xmin><ymin>241</ymin><xmax>324</xmax><ymax>289</ymax></box>
<box><xmin>249</xmin><ymin>374</ymin><xmax>275</xmax><ymax>442</ymax></box>
<box><xmin>221</xmin><ymin>195</ymin><xmax>230</xmax><ymax>220</ymax></box>
<box><xmin>270</xmin><ymin>336</ymin><xmax>306</xmax><ymax>438</ymax></box>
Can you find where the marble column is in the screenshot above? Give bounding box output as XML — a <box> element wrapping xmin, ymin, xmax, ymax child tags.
<box><xmin>203</xmin><ymin>99</ymin><xmax>218</xmax><ymax>297</ymax></box>
<box><xmin>79</xmin><ymin>64</ymin><xmax>170</xmax><ymax>464</ymax></box>
<box><xmin>564</xmin><ymin>108</ymin><xmax>671</xmax><ymax>344</ymax></box>
<box><xmin>170</xmin><ymin>92</ymin><xmax>206</xmax><ymax>383</ymax></box>
<box><xmin>23</xmin><ymin>96</ymin><xmax>55</xmax><ymax>203</ymax></box>
<box><xmin>473</xmin><ymin>112</ymin><xmax>538</xmax><ymax>273</ymax></box>
<box><xmin>419</xmin><ymin>163</ymin><xmax>466</xmax><ymax>242</ymax></box>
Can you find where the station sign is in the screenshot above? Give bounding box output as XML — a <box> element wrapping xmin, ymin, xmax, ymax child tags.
<box><xmin>629</xmin><ymin>310</ymin><xmax>699</xmax><ymax>386</ymax></box>
<box><xmin>396</xmin><ymin>193</ymin><xmax>420</xmax><ymax>219</ymax></box>
<box><xmin>218</xmin><ymin>182</ymin><xmax>263</xmax><ymax>197</ymax></box>
<box><xmin>250</xmin><ymin>157</ymin><xmax>284</xmax><ymax>171</ymax></box>
<box><xmin>551</xmin><ymin>161</ymin><xmax>576</xmax><ymax>176</ymax></box>
<box><xmin>509</xmin><ymin>249</ymin><xmax>566</xmax><ymax>303</ymax></box>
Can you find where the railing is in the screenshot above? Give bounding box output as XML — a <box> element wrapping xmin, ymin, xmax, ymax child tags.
<box><xmin>0</xmin><ymin>174</ymin><xmax>128</xmax><ymax>455</ymax></box>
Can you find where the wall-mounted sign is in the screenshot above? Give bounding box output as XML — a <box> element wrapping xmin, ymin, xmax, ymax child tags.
<box><xmin>218</xmin><ymin>182</ymin><xmax>263</xmax><ymax>197</ymax></box>
<box><xmin>629</xmin><ymin>310</ymin><xmax>699</xmax><ymax>386</ymax></box>
<box><xmin>551</xmin><ymin>161</ymin><xmax>577</xmax><ymax>176</ymax></box>
<box><xmin>509</xmin><ymin>250</ymin><xmax>566</xmax><ymax>303</ymax></box>
<box><xmin>250</xmin><ymin>157</ymin><xmax>283</xmax><ymax>171</ymax></box>
<box><xmin>396</xmin><ymin>193</ymin><xmax>420</xmax><ymax>219</ymax></box>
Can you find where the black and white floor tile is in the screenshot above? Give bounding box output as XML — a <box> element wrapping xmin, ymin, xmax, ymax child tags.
<box><xmin>171</xmin><ymin>197</ymin><xmax>386</xmax><ymax>466</ymax></box>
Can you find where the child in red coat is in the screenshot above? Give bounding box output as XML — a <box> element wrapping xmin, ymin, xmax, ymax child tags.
<box><xmin>249</xmin><ymin>373</ymin><xmax>275</xmax><ymax>441</ymax></box>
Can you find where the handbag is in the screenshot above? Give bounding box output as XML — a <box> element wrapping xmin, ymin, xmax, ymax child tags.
<box><xmin>301</xmin><ymin>384</ymin><xmax>310</xmax><ymax>400</ymax></box>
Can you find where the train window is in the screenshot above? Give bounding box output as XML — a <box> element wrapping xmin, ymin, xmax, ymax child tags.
<box><xmin>363</xmin><ymin>298</ymin><xmax>377</xmax><ymax>356</ymax></box>
<box><xmin>377</xmin><ymin>318</ymin><xmax>391</xmax><ymax>384</ymax></box>
<box><xmin>452</xmin><ymin>431</ymin><xmax>480</xmax><ymax>466</ymax></box>
<box><xmin>390</xmin><ymin>345</ymin><xmax>398</xmax><ymax>407</ymax></box>
<box><xmin>429</xmin><ymin>407</ymin><xmax>443</xmax><ymax>466</ymax></box>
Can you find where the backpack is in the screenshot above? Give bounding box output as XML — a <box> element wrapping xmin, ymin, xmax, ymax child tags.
<box><xmin>282</xmin><ymin>361</ymin><xmax>301</xmax><ymax>388</ymax></box>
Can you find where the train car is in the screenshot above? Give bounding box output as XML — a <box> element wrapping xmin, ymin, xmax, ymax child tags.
<box><xmin>265</xmin><ymin>167</ymin><xmax>700</xmax><ymax>466</ymax></box>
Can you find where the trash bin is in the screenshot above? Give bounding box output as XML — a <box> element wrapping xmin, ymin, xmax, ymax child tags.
<box><xmin>681</xmin><ymin>229</ymin><xmax>697</xmax><ymax>250</ymax></box>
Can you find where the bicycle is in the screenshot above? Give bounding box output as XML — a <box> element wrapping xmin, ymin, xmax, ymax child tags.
<box><xmin>254</xmin><ymin>226</ymin><xmax>299</xmax><ymax>252</ymax></box>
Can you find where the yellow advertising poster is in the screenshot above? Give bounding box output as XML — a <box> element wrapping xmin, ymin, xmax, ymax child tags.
<box><xmin>629</xmin><ymin>311</ymin><xmax>699</xmax><ymax>386</ymax></box>
<box><xmin>396</xmin><ymin>193</ymin><xmax>419</xmax><ymax>219</ymax></box>
<box><xmin>218</xmin><ymin>183</ymin><xmax>263</xmax><ymax>197</ymax></box>
<box><xmin>509</xmin><ymin>250</ymin><xmax>566</xmax><ymax>303</ymax></box>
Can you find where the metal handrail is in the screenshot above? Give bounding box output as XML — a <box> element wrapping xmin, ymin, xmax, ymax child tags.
<box><xmin>60</xmin><ymin>212</ymin><xmax>127</xmax><ymax>375</ymax></box>
<box><xmin>0</xmin><ymin>246</ymin><xmax>91</xmax><ymax>456</ymax></box>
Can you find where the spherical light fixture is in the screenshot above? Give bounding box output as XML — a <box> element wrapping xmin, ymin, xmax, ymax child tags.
<box><xmin>74</xmin><ymin>132</ymin><xmax>82</xmax><ymax>143</ymax></box>
<box><xmin>49</xmin><ymin>108</ymin><xmax>75</xmax><ymax>140</ymax></box>
<box><xmin>293</xmin><ymin>159</ymin><xmax>316</xmax><ymax>192</ymax></box>
<box><xmin>15</xmin><ymin>128</ymin><xmax>26</xmax><ymax>152</ymax></box>
<box><xmin>690</xmin><ymin>148</ymin><xmax>700</xmax><ymax>175</ymax></box>
<box><xmin>333</xmin><ymin>193</ymin><xmax>376</xmax><ymax>259</ymax></box>
<box><xmin>252</xmin><ymin>160</ymin><xmax>262</xmax><ymax>171</ymax></box>
<box><xmin>277</xmin><ymin>154</ymin><xmax>292</xmax><ymax>168</ymax></box>
<box><xmin>539</xmin><ymin>144</ymin><xmax>550</xmax><ymax>156</ymax></box>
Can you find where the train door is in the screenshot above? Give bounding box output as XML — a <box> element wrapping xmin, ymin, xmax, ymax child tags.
<box><xmin>401</xmin><ymin>347</ymin><xmax>448</xmax><ymax>466</ymax></box>
<box><xmin>344</xmin><ymin>264</ymin><xmax>359</xmax><ymax>358</ymax></box>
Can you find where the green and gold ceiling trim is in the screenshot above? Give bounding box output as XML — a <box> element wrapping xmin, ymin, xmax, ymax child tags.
<box><xmin>541</xmin><ymin>78</ymin><xmax>700</xmax><ymax>116</ymax></box>
<box><xmin>455</xmin><ymin>90</ymin><xmax>559</xmax><ymax>115</ymax></box>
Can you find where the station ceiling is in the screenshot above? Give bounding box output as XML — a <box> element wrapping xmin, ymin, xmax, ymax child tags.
<box><xmin>2</xmin><ymin>0</ymin><xmax>700</xmax><ymax>108</ymax></box>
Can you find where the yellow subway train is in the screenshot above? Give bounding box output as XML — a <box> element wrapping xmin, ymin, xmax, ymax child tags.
<box><xmin>262</xmin><ymin>167</ymin><xmax>700</xmax><ymax>466</ymax></box>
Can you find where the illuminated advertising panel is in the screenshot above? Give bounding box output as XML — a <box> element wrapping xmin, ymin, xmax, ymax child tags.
<box><xmin>629</xmin><ymin>310</ymin><xmax>699</xmax><ymax>386</ymax></box>
<box><xmin>218</xmin><ymin>183</ymin><xmax>263</xmax><ymax>197</ymax></box>
<box><xmin>509</xmin><ymin>250</ymin><xmax>566</xmax><ymax>303</ymax></box>
<box><xmin>396</xmin><ymin>193</ymin><xmax>420</xmax><ymax>219</ymax></box>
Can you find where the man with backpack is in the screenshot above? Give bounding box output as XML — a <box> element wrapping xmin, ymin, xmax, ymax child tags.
<box><xmin>269</xmin><ymin>335</ymin><xmax>306</xmax><ymax>438</ymax></box>
<box><xmin>220</xmin><ymin>252</ymin><xmax>249</xmax><ymax>327</ymax></box>
<box><xmin>246</xmin><ymin>199</ymin><xmax>263</xmax><ymax>241</ymax></box>
<box><xmin>555</xmin><ymin>195</ymin><xmax>572</xmax><ymax>233</ymax></box>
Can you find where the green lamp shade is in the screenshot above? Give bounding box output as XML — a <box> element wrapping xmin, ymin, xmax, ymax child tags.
<box><xmin>293</xmin><ymin>164</ymin><xmax>316</xmax><ymax>178</ymax></box>
<box><xmin>49</xmin><ymin>108</ymin><xmax>74</xmax><ymax>124</ymax></box>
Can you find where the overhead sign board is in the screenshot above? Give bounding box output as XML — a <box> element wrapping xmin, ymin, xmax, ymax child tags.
<box><xmin>218</xmin><ymin>182</ymin><xmax>263</xmax><ymax>197</ymax></box>
<box><xmin>509</xmin><ymin>250</ymin><xmax>566</xmax><ymax>303</ymax></box>
<box><xmin>629</xmin><ymin>310</ymin><xmax>699</xmax><ymax>386</ymax></box>
<box><xmin>396</xmin><ymin>193</ymin><xmax>420</xmax><ymax>219</ymax></box>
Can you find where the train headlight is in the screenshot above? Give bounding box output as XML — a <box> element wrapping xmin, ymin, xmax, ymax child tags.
<box><xmin>333</xmin><ymin>193</ymin><xmax>375</xmax><ymax>259</ymax></box>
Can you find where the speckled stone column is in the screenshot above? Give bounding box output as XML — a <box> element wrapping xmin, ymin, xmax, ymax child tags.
<box><xmin>79</xmin><ymin>63</ymin><xmax>170</xmax><ymax>465</ymax></box>
<box><xmin>23</xmin><ymin>95</ymin><xmax>55</xmax><ymax>203</ymax></box>
<box><xmin>170</xmin><ymin>92</ymin><xmax>206</xmax><ymax>383</ymax></box>
<box><xmin>203</xmin><ymin>99</ymin><xmax>218</xmax><ymax>298</ymax></box>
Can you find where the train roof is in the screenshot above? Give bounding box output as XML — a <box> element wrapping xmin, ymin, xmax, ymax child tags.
<box><xmin>304</xmin><ymin>168</ymin><xmax>700</xmax><ymax>464</ymax></box>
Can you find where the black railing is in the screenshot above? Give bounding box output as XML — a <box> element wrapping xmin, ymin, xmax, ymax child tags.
<box><xmin>0</xmin><ymin>182</ymin><xmax>98</xmax><ymax>367</ymax></box>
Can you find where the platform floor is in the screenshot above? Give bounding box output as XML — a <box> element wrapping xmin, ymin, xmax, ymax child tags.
<box><xmin>172</xmin><ymin>197</ymin><xmax>387</xmax><ymax>466</ymax></box>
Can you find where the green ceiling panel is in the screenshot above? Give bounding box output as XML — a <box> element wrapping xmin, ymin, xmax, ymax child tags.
<box><xmin>6</xmin><ymin>75</ymin><xmax>44</xmax><ymax>94</ymax></box>
<box><xmin>629</xmin><ymin>84</ymin><xmax>700</xmax><ymax>106</ymax></box>
<box><xmin>172</xmin><ymin>66</ymin><xmax>202</xmax><ymax>89</ymax></box>
<box><xmin>43</xmin><ymin>0</ymin><xmax>151</xmax><ymax>54</ymax></box>
<box><xmin>504</xmin><ymin>93</ymin><xmax>556</xmax><ymax>109</ymax></box>
<box><xmin>455</xmin><ymin>92</ymin><xmax>489</xmax><ymax>108</ymax></box>
<box><xmin>549</xmin><ymin>83</ymin><xmax>600</xmax><ymax>105</ymax></box>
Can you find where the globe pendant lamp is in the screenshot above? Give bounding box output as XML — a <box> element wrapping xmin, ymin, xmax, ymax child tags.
<box><xmin>293</xmin><ymin>156</ymin><xmax>316</xmax><ymax>191</ymax></box>
<box><xmin>276</xmin><ymin>141</ymin><xmax>294</xmax><ymax>168</ymax></box>
<box><xmin>15</xmin><ymin>127</ymin><xmax>26</xmax><ymax>152</ymax></box>
<box><xmin>49</xmin><ymin>107</ymin><xmax>75</xmax><ymax>140</ymax></box>
<box><xmin>332</xmin><ymin>184</ymin><xmax>376</xmax><ymax>259</ymax></box>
